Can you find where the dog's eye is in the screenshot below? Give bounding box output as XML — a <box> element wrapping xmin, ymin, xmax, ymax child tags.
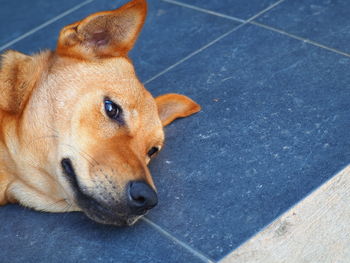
<box><xmin>104</xmin><ymin>99</ymin><xmax>122</xmax><ymax>121</ymax></box>
<box><xmin>147</xmin><ymin>147</ymin><xmax>159</xmax><ymax>157</ymax></box>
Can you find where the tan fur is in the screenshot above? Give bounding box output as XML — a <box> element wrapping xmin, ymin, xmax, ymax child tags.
<box><xmin>0</xmin><ymin>0</ymin><xmax>200</xmax><ymax>224</ymax></box>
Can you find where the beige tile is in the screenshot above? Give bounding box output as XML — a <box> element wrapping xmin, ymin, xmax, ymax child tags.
<box><xmin>221</xmin><ymin>165</ymin><xmax>350</xmax><ymax>263</ymax></box>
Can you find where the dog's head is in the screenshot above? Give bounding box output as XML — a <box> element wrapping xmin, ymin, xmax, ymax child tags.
<box><xmin>0</xmin><ymin>0</ymin><xmax>200</xmax><ymax>225</ymax></box>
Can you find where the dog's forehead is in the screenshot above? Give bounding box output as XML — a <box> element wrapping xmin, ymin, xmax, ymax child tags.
<box><xmin>55</xmin><ymin>57</ymin><xmax>139</xmax><ymax>86</ymax></box>
<box><xmin>53</xmin><ymin>57</ymin><xmax>153</xmax><ymax>105</ymax></box>
<box><xmin>51</xmin><ymin>56</ymin><xmax>162</xmax><ymax>133</ymax></box>
<box><xmin>77</xmin><ymin>57</ymin><xmax>141</xmax><ymax>90</ymax></box>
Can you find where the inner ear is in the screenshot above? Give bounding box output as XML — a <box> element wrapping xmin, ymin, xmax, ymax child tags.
<box><xmin>156</xmin><ymin>94</ymin><xmax>201</xmax><ymax>126</ymax></box>
<box><xmin>57</xmin><ymin>0</ymin><xmax>147</xmax><ymax>60</ymax></box>
<box><xmin>88</xmin><ymin>30</ymin><xmax>110</xmax><ymax>47</ymax></box>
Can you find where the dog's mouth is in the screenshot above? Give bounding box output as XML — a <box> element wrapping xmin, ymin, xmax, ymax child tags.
<box><xmin>61</xmin><ymin>158</ymin><xmax>139</xmax><ymax>226</ymax></box>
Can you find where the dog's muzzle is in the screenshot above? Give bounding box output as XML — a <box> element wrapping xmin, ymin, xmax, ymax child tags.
<box><xmin>61</xmin><ymin>158</ymin><xmax>157</xmax><ymax>226</ymax></box>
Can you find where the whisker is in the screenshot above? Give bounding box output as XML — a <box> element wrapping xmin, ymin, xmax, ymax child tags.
<box><xmin>40</xmin><ymin>198</ymin><xmax>66</xmax><ymax>212</ymax></box>
<box><xmin>61</xmin><ymin>143</ymin><xmax>99</xmax><ymax>166</ymax></box>
<box><xmin>63</xmin><ymin>203</ymin><xmax>74</xmax><ymax>213</ymax></box>
<box><xmin>44</xmin><ymin>123</ymin><xmax>59</xmax><ymax>136</ymax></box>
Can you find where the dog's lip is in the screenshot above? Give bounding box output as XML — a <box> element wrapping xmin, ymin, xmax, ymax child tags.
<box><xmin>61</xmin><ymin>158</ymin><xmax>80</xmax><ymax>192</ymax></box>
<box><xmin>61</xmin><ymin>158</ymin><xmax>140</xmax><ymax>226</ymax></box>
<box><xmin>84</xmin><ymin>206</ymin><xmax>139</xmax><ymax>226</ymax></box>
<box><xmin>61</xmin><ymin>158</ymin><xmax>90</xmax><ymax>202</ymax></box>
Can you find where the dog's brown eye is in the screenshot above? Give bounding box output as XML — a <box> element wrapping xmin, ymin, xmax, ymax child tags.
<box><xmin>147</xmin><ymin>147</ymin><xmax>159</xmax><ymax>157</ymax></box>
<box><xmin>104</xmin><ymin>99</ymin><xmax>122</xmax><ymax>122</ymax></box>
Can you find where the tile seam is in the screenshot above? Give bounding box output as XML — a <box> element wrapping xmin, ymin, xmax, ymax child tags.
<box><xmin>0</xmin><ymin>0</ymin><xmax>95</xmax><ymax>52</ymax></box>
<box><xmin>160</xmin><ymin>0</ymin><xmax>245</xmax><ymax>23</ymax></box>
<box><xmin>245</xmin><ymin>0</ymin><xmax>286</xmax><ymax>22</ymax></box>
<box><xmin>145</xmin><ymin>0</ymin><xmax>286</xmax><ymax>85</ymax></box>
<box><xmin>160</xmin><ymin>0</ymin><xmax>350</xmax><ymax>59</ymax></box>
<box><xmin>143</xmin><ymin>24</ymin><xmax>245</xmax><ymax>85</ymax></box>
<box><xmin>218</xmin><ymin>163</ymin><xmax>350</xmax><ymax>262</ymax></box>
<box><xmin>251</xmin><ymin>21</ymin><xmax>350</xmax><ymax>58</ymax></box>
<box><xmin>141</xmin><ymin>217</ymin><xmax>216</xmax><ymax>263</ymax></box>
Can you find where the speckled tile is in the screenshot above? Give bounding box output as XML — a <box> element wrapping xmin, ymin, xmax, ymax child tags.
<box><xmin>169</xmin><ymin>0</ymin><xmax>278</xmax><ymax>20</ymax></box>
<box><xmin>145</xmin><ymin>23</ymin><xmax>350</xmax><ymax>260</ymax></box>
<box><xmin>0</xmin><ymin>0</ymin><xmax>240</xmax><ymax>262</ymax></box>
<box><xmin>8</xmin><ymin>0</ymin><xmax>240</xmax><ymax>82</ymax></box>
<box><xmin>0</xmin><ymin>205</ymin><xmax>207</xmax><ymax>263</ymax></box>
<box><xmin>256</xmin><ymin>0</ymin><xmax>350</xmax><ymax>54</ymax></box>
<box><xmin>1</xmin><ymin>0</ymin><xmax>349</xmax><ymax>262</ymax></box>
<box><xmin>0</xmin><ymin>0</ymin><xmax>86</xmax><ymax>48</ymax></box>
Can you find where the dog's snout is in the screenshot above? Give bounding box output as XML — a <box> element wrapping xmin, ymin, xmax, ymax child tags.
<box><xmin>127</xmin><ymin>181</ymin><xmax>158</xmax><ymax>214</ymax></box>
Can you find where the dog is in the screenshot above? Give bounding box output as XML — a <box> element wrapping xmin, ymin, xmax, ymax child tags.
<box><xmin>0</xmin><ymin>0</ymin><xmax>200</xmax><ymax>226</ymax></box>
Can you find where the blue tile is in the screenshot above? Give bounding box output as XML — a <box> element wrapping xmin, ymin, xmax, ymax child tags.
<box><xmin>256</xmin><ymin>0</ymin><xmax>350</xmax><ymax>54</ymax></box>
<box><xmin>0</xmin><ymin>1</ymin><xmax>240</xmax><ymax>262</ymax></box>
<box><xmin>0</xmin><ymin>205</ymin><xmax>205</xmax><ymax>263</ymax></box>
<box><xmin>174</xmin><ymin>0</ymin><xmax>278</xmax><ymax>20</ymax></box>
<box><xmin>0</xmin><ymin>0</ymin><xmax>85</xmax><ymax>48</ymax></box>
<box><xmin>8</xmin><ymin>0</ymin><xmax>239</xmax><ymax>82</ymax></box>
<box><xmin>145</xmin><ymin>24</ymin><xmax>350</xmax><ymax>260</ymax></box>
<box><xmin>2</xmin><ymin>0</ymin><xmax>350</xmax><ymax>262</ymax></box>
<box><xmin>131</xmin><ymin>1</ymin><xmax>240</xmax><ymax>81</ymax></box>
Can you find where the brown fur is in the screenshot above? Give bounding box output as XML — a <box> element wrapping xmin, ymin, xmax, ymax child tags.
<box><xmin>0</xmin><ymin>0</ymin><xmax>200</xmax><ymax>224</ymax></box>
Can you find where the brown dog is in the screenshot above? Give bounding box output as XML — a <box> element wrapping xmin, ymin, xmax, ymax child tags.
<box><xmin>0</xmin><ymin>0</ymin><xmax>200</xmax><ymax>226</ymax></box>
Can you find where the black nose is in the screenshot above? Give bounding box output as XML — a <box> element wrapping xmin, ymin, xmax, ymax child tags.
<box><xmin>127</xmin><ymin>181</ymin><xmax>158</xmax><ymax>214</ymax></box>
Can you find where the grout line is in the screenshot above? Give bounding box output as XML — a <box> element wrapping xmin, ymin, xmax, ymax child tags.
<box><xmin>161</xmin><ymin>0</ymin><xmax>245</xmax><ymax>23</ymax></box>
<box><xmin>141</xmin><ymin>217</ymin><xmax>216</xmax><ymax>263</ymax></box>
<box><xmin>143</xmin><ymin>24</ymin><xmax>246</xmax><ymax>85</ymax></box>
<box><xmin>218</xmin><ymin>163</ymin><xmax>350</xmax><ymax>262</ymax></box>
<box><xmin>0</xmin><ymin>0</ymin><xmax>94</xmax><ymax>52</ymax></box>
<box><xmin>145</xmin><ymin>0</ymin><xmax>286</xmax><ymax>85</ymax></box>
<box><xmin>161</xmin><ymin>0</ymin><xmax>286</xmax><ymax>24</ymax></box>
<box><xmin>144</xmin><ymin>0</ymin><xmax>350</xmax><ymax>260</ymax></box>
<box><xmin>161</xmin><ymin>0</ymin><xmax>350</xmax><ymax>60</ymax></box>
<box><xmin>245</xmin><ymin>0</ymin><xmax>286</xmax><ymax>22</ymax></box>
<box><xmin>251</xmin><ymin>21</ymin><xmax>350</xmax><ymax>58</ymax></box>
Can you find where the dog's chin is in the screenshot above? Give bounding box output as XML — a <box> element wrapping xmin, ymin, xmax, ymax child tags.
<box><xmin>79</xmin><ymin>200</ymin><xmax>144</xmax><ymax>226</ymax></box>
<box><xmin>75</xmin><ymin>194</ymin><xmax>140</xmax><ymax>226</ymax></box>
<box><xmin>80</xmin><ymin>199</ymin><xmax>143</xmax><ymax>226</ymax></box>
<box><xmin>83</xmin><ymin>209</ymin><xmax>142</xmax><ymax>226</ymax></box>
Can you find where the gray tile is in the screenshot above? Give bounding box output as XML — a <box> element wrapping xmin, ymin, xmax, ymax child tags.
<box><xmin>0</xmin><ymin>205</ymin><xmax>206</xmax><ymax>263</ymax></box>
<box><xmin>145</xmin><ymin>23</ymin><xmax>350</xmax><ymax>260</ymax></box>
<box><xmin>8</xmin><ymin>0</ymin><xmax>240</xmax><ymax>82</ymax></box>
<box><xmin>2</xmin><ymin>0</ymin><xmax>350</xmax><ymax>262</ymax></box>
<box><xmin>0</xmin><ymin>0</ymin><xmax>86</xmax><ymax>48</ymax></box>
<box><xmin>172</xmin><ymin>0</ymin><xmax>278</xmax><ymax>20</ymax></box>
<box><xmin>0</xmin><ymin>0</ymin><xmax>240</xmax><ymax>262</ymax></box>
<box><xmin>256</xmin><ymin>0</ymin><xmax>350</xmax><ymax>54</ymax></box>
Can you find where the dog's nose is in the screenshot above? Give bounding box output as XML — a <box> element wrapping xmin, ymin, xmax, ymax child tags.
<box><xmin>127</xmin><ymin>181</ymin><xmax>158</xmax><ymax>214</ymax></box>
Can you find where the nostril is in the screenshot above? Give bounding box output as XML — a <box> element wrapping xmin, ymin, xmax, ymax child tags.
<box><xmin>127</xmin><ymin>181</ymin><xmax>158</xmax><ymax>213</ymax></box>
<box><xmin>130</xmin><ymin>191</ymin><xmax>146</xmax><ymax>206</ymax></box>
<box><xmin>134</xmin><ymin>196</ymin><xmax>145</xmax><ymax>204</ymax></box>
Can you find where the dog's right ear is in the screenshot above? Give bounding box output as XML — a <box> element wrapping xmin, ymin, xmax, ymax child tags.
<box><xmin>56</xmin><ymin>0</ymin><xmax>147</xmax><ymax>60</ymax></box>
<box><xmin>156</xmin><ymin>94</ymin><xmax>201</xmax><ymax>126</ymax></box>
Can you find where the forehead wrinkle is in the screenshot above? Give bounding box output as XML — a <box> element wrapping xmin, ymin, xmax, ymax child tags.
<box><xmin>58</xmin><ymin>57</ymin><xmax>140</xmax><ymax>91</ymax></box>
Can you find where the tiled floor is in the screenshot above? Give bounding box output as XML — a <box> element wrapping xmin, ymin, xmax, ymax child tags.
<box><xmin>221</xmin><ymin>165</ymin><xmax>350</xmax><ymax>263</ymax></box>
<box><xmin>0</xmin><ymin>0</ymin><xmax>349</xmax><ymax>262</ymax></box>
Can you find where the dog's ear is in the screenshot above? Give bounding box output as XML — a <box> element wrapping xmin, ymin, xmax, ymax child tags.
<box><xmin>155</xmin><ymin>94</ymin><xmax>201</xmax><ymax>126</ymax></box>
<box><xmin>0</xmin><ymin>51</ymin><xmax>38</xmax><ymax>114</ymax></box>
<box><xmin>57</xmin><ymin>0</ymin><xmax>147</xmax><ymax>60</ymax></box>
